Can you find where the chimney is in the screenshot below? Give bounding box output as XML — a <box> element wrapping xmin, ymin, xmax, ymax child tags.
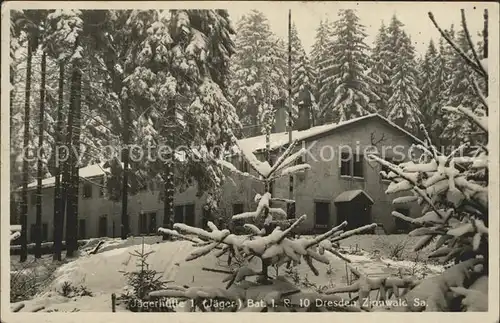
<box><xmin>296</xmin><ymin>92</ymin><xmax>311</xmax><ymax>131</ymax></box>
<box><xmin>273</xmin><ymin>101</ymin><xmax>288</xmax><ymax>133</ymax></box>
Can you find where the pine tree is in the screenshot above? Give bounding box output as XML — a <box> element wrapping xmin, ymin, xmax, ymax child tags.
<box><xmin>318</xmin><ymin>9</ymin><xmax>378</xmax><ymax>124</ymax></box>
<box><xmin>121</xmin><ymin>10</ymin><xmax>241</xmax><ymax>237</ymax></box>
<box><xmin>426</xmin><ymin>37</ymin><xmax>453</xmax><ymax>148</ymax></box>
<box><xmin>290</xmin><ymin>24</ymin><xmax>317</xmax><ymax>125</ymax></box>
<box><xmin>441</xmin><ymin>29</ymin><xmax>487</xmax><ymax>148</ymax></box>
<box><xmin>384</xmin><ymin>16</ymin><xmax>422</xmax><ymax>131</ymax></box>
<box><xmin>418</xmin><ymin>39</ymin><xmax>443</xmax><ymax>143</ymax></box>
<box><xmin>310</xmin><ymin>19</ymin><xmax>332</xmax><ymax>124</ymax></box>
<box><xmin>368</xmin><ymin>22</ymin><xmax>391</xmax><ymax>112</ymax></box>
<box><xmin>229</xmin><ymin>10</ymin><xmax>286</xmax><ymax>136</ymax></box>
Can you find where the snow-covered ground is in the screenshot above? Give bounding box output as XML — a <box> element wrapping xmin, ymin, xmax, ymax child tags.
<box><xmin>10</xmin><ymin>235</ymin><xmax>444</xmax><ymax>312</ymax></box>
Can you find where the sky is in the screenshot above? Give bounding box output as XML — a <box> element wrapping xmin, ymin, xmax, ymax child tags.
<box><xmin>225</xmin><ymin>2</ymin><xmax>488</xmax><ymax>56</ymax></box>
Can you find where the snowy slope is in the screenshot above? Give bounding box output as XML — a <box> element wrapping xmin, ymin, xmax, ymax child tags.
<box><xmin>11</xmin><ymin>237</ymin><xmax>444</xmax><ymax>312</ymax></box>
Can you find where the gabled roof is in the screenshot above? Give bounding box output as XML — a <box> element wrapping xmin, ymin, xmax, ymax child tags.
<box><xmin>334</xmin><ymin>190</ymin><xmax>374</xmax><ymax>204</ymax></box>
<box><xmin>235</xmin><ymin>113</ymin><xmax>424</xmax><ymax>153</ymax></box>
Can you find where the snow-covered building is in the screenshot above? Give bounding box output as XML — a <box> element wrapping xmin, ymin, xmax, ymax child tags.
<box><xmin>20</xmin><ymin>113</ymin><xmax>423</xmax><ymax>242</ymax></box>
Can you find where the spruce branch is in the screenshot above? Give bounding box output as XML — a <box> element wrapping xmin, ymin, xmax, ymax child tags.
<box><xmin>369</xmin><ymin>155</ymin><xmax>446</xmax><ymax>219</ymax></box>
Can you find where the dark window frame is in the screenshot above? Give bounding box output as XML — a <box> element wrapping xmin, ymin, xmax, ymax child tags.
<box><xmin>99</xmin><ymin>177</ymin><xmax>105</xmax><ymax>197</ymax></box>
<box><xmin>353</xmin><ymin>154</ymin><xmax>364</xmax><ymax>178</ymax></box>
<box><xmin>340</xmin><ymin>152</ymin><xmax>351</xmax><ymax>176</ymax></box>
<box><xmin>286</xmin><ymin>202</ymin><xmax>296</xmax><ymax>220</ymax></box>
<box><xmin>173</xmin><ymin>204</ymin><xmax>196</xmax><ymax>227</ymax></box>
<box><xmin>339</xmin><ymin>151</ymin><xmax>364</xmax><ymax>178</ymax></box>
<box><xmin>82</xmin><ymin>182</ymin><xmax>93</xmax><ymax>199</ymax></box>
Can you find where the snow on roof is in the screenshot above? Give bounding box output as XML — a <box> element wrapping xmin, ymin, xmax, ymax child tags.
<box><xmin>25</xmin><ymin>162</ymin><xmax>110</xmax><ymax>191</ymax></box>
<box><xmin>334</xmin><ymin>189</ymin><xmax>374</xmax><ymax>204</ymax></box>
<box><xmin>235</xmin><ymin>113</ymin><xmax>422</xmax><ymax>153</ymax></box>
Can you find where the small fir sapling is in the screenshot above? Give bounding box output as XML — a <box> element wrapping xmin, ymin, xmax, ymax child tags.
<box><xmin>119</xmin><ymin>238</ymin><xmax>171</xmax><ymax>312</ymax></box>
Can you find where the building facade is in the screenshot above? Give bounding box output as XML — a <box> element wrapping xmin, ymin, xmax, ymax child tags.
<box><xmin>21</xmin><ymin>114</ymin><xmax>422</xmax><ymax>242</ymax></box>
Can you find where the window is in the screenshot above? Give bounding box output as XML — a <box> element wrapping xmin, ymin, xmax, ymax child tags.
<box><xmin>185</xmin><ymin>205</ymin><xmax>195</xmax><ymax>226</ymax></box>
<box><xmin>83</xmin><ymin>182</ymin><xmax>93</xmax><ymax>199</ymax></box>
<box><xmin>173</xmin><ymin>205</ymin><xmax>196</xmax><ymax>226</ymax></box>
<box><xmin>99</xmin><ymin>178</ymin><xmax>105</xmax><ymax>197</ymax></box>
<box><xmin>174</xmin><ymin>205</ymin><xmax>184</xmax><ymax>223</ymax></box>
<box><xmin>42</xmin><ymin>223</ymin><xmax>48</xmax><ymax>242</ymax></box>
<box><xmin>353</xmin><ymin>154</ymin><xmax>364</xmax><ymax>178</ymax></box>
<box><xmin>29</xmin><ymin>223</ymin><xmax>49</xmax><ymax>242</ymax></box>
<box><xmin>339</xmin><ymin>152</ymin><xmax>364</xmax><ymax>178</ymax></box>
<box><xmin>340</xmin><ymin>152</ymin><xmax>351</xmax><ymax>176</ymax></box>
<box><xmin>30</xmin><ymin>224</ymin><xmax>36</xmax><ymax>243</ymax></box>
<box><xmin>287</xmin><ymin>202</ymin><xmax>296</xmax><ymax>220</ymax></box>
<box><xmin>99</xmin><ymin>215</ymin><xmax>108</xmax><ymax>237</ymax></box>
<box><xmin>78</xmin><ymin>219</ymin><xmax>86</xmax><ymax>240</ymax></box>
<box><xmin>314</xmin><ymin>202</ymin><xmax>330</xmax><ymax>229</ymax></box>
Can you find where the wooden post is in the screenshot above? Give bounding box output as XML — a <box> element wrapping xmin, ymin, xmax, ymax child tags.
<box><xmin>111</xmin><ymin>293</ymin><xmax>116</xmax><ymax>312</ymax></box>
<box><xmin>288</xmin><ymin>10</ymin><xmax>294</xmax><ymax>213</ymax></box>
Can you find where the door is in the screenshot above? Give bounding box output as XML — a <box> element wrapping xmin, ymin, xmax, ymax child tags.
<box><xmin>185</xmin><ymin>204</ymin><xmax>195</xmax><ymax>226</ymax></box>
<box><xmin>78</xmin><ymin>219</ymin><xmax>86</xmax><ymax>240</ymax></box>
<box><xmin>139</xmin><ymin>213</ymin><xmax>148</xmax><ymax>234</ymax></box>
<box><xmin>98</xmin><ymin>215</ymin><xmax>108</xmax><ymax>237</ymax></box>
<box><xmin>337</xmin><ymin>202</ymin><xmax>371</xmax><ymax>231</ymax></box>
<box><xmin>314</xmin><ymin>202</ymin><xmax>330</xmax><ymax>232</ymax></box>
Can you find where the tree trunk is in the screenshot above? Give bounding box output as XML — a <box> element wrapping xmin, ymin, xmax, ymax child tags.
<box><xmin>19</xmin><ymin>38</ymin><xmax>33</xmax><ymax>263</ymax></box>
<box><xmin>53</xmin><ymin>62</ymin><xmax>65</xmax><ymax>261</ymax></box>
<box><xmin>64</xmin><ymin>45</ymin><xmax>82</xmax><ymax>258</ymax></box>
<box><xmin>69</xmin><ymin>62</ymin><xmax>82</xmax><ymax>255</ymax></box>
<box><xmin>162</xmin><ymin>98</ymin><xmax>175</xmax><ymax>241</ymax></box>
<box><xmin>121</xmin><ymin>97</ymin><xmax>130</xmax><ymax>240</ymax></box>
<box><xmin>35</xmin><ymin>50</ymin><xmax>47</xmax><ymax>259</ymax></box>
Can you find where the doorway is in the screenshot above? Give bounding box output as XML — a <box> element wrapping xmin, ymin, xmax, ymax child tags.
<box><xmin>98</xmin><ymin>215</ymin><xmax>108</xmax><ymax>237</ymax></box>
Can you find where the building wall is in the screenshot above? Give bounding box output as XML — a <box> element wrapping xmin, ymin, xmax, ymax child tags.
<box><xmin>25</xmin><ymin>117</ymin><xmax>421</xmax><ymax>241</ymax></box>
<box><xmin>25</xmin><ymin>178</ymin><xmax>207</xmax><ymax>242</ymax></box>
<box><xmin>216</xmin><ymin>117</ymin><xmax>421</xmax><ymax>233</ymax></box>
